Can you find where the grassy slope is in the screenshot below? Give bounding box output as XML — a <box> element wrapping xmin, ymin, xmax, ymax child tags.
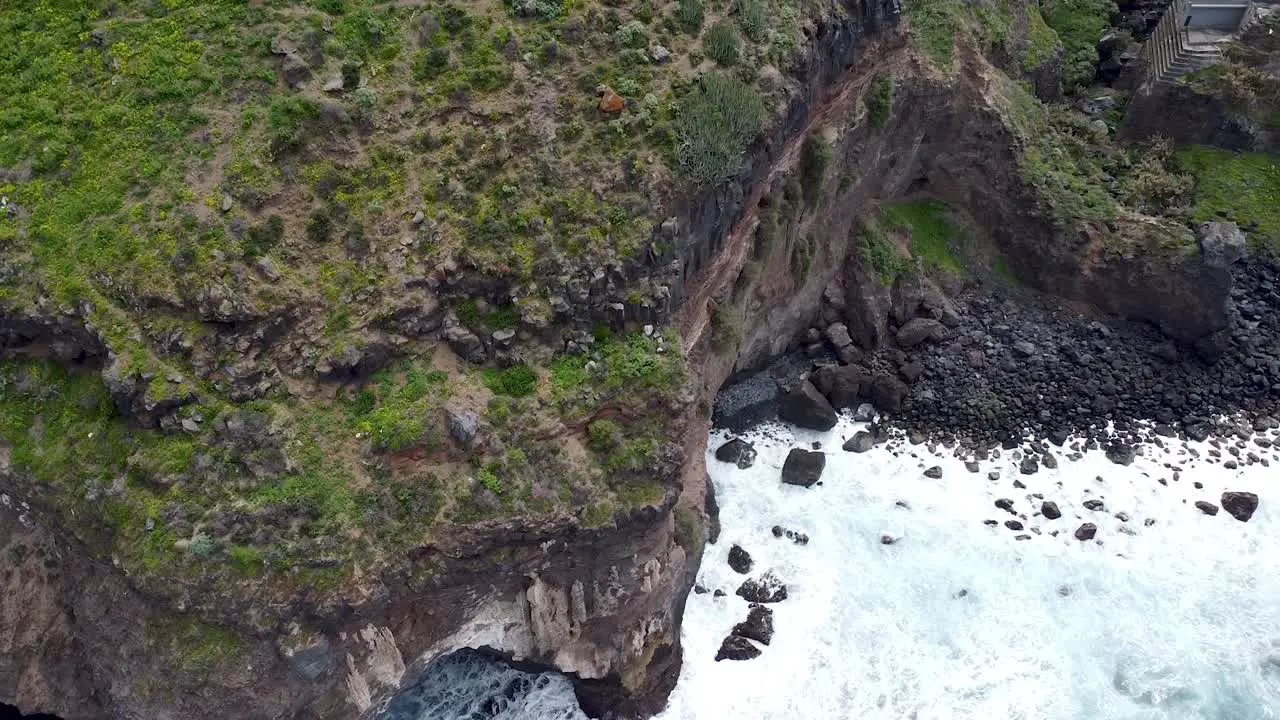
<box><xmin>1</xmin><ymin>0</ymin><xmax>794</xmax><ymax>593</ymax></box>
<box><xmin>1178</xmin><ymin>146</ymin><xmax>1280</xmax><ymax>248</ymax></box>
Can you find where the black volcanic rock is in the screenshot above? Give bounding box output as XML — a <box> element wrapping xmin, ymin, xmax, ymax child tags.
<box><xmin>1195</xmin><ymin>501</ymin><xmax>1219</xmax><ymax>516</ymax></box>
<box><xmin>731</xmin><ymin>605</ymin><xmax>774</xmax><ymax>645</ymax></box>
<box><xmin>1041</xmin><ymin>501</ymin><xmax>1062</xmax><ymax>519</ymax></box>
<box><xmin>714</xmin><ymin>438</ymin><xmax>758</xmax><ymax>469</ymax></box>
<box><xmin>736</xmin><ymin>572</ymin><xmax>788</xmax><ymax>603</ymax></box>
<box><xmin>779</xmin><ymin>380</ymin><xmax>838</xmax><ymax>431</ymax></box>
<box><xmin>1221</xmin><ymin>491</ymin><xmax>1259</xmax><ymax>522</ymax></box>
<box><xmin>728</xmin><ymin>545</ymin><xmax>753</xmax><ymax>574</ymax></box>
<box><xmin>843</xmin><ymin>431</ymin><xmax>875</xmax><ymax>453</ymax></box>
<box><xmin>714</xmin><ymin>635</ymin><xmax>762</xmax><ymax>662</ymax></box>
<box><xmin>1075</xmin><ymin>523</ymin><xmax>1097</xmax><ymax>541</ymax></box>
<box><xmin>781</xmin><ymin>448</ymin><xmax>826</xmax><ymax>488</ymax></box>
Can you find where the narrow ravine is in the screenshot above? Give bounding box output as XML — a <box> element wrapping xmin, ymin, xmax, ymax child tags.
<box><xmin>657</xmin><ymin>417</ymin><xmax>1280</xmax><ymax>719</ymax></box>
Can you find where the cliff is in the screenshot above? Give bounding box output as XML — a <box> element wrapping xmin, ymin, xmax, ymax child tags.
<box><xmin>0</xmin><ymin>0</ymin><xmax>1248</xmax><ymax>717</ymax></box>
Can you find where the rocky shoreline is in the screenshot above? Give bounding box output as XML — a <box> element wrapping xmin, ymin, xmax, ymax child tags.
<box><xmin>714</xmin><ymin>241</ymin><xmax>1280</xmax><ymax>454</ymax></box>
<box><xmin>696</xmin><ymin>243</ymin><xmax>1280</xmax><ymax>670</ymax></box>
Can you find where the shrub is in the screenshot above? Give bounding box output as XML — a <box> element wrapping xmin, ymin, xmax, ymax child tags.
<box><xmin>478</xmin><ymin>466</ymin><xmax>503</xmax><ymax>495</ymax></box>
<box><xmin>860</xmin><ymin>223</ymin><xmax>907</xmax><ymax>283</ymax></box>
<box><xmin>587</xmin><ymin>419</ymin><xmax>622</xmax><ymax>451</ymax></box>
<box><xmin>267</xmin><ymin>95</ymin><xmax>320</xmax><ymax>155</ymax></box>
<box><xmin>188</xmin><ymin>533</ymin><xmax>216</xmax><ymax>559</ymax></box>
<box><xmin>306</xmin><ymin>210</ymin><xmax>333</xmax><ymax>243</ymax></box>
<box><xmin>737</xmin><ymin>0</ymin><xmax>768</xmax><ymax>42</ymax></box>
<box><xmin>412</xmin><ymin>48</ymin><xmax>451</xmax><ymax>81</ymax></box>
<box><xmin>483</xmin><ymin>364</ymin><xmax>538</xmax><ymax>397</ymax></box>
<box><xmin>616</xmin><ymin>21</ymin><xmax>649</xmax><ymax>49</ymax></box>
<box><xmin>867</xmin><ymin>74</ymin><xmax>892</xmax><ymax>128</ymax></box>
<box><xmin>509</xmin><ymin>0</ymin><xmax>565</xmax><ymax>20</ymax></box>
<box><xmin>790</xmin><ymin>233</ymin><xmax>815</xmax><ymax>280</ymax></box>
<box><xmin>677</xmin><ymin>0</ymin><xmax>704</xmax><ymax>34</ymax></box>
<box><xmin>675</xmin><ymin>73</ymin><xmax>765</xmax><ymax>186</ymax></box>
<box><xmin>800</xmin><ymin>134</ymin><xmax>831</xmax><ymax>206</ymax></box>
<box><xmin>243</xmin><ymin>215</ymin><xmax>285</xmax><ymax>258</ymax></box>
<box><xmin>704</xmin><ymin>23</ymin><xmax>741</xmax><ymax>66</ymax></box>
<box><xmin>1041</xmin><ymin>0</ymin><xmax>1115</xmax><ymax>92</ymax></box>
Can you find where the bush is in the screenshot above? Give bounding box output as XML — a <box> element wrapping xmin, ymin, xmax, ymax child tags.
<box><xmin>188</xmin><ymin>533</ymin><xmax>216</xmax><ymax>559</ymax></box>
<box><xmin>483</xmin><ymin>364</ymin><xmax>538</xmax><ymax>397</ymax></box>
<box><xmin>737</xmin><ymin>0</ymin><xmax>768</xmax><ymax>42</ymax></box>
<box><xmin>615</xmin><ymin>20</ymin><xmax>649</xmax><ymax>49</ymax></box>
<box><xmin>412</xmin><ymin>48</ymin><xmax>451</xmax><ymax>81</ymax></box>
<box><xmin>675</xmin><ymin>73</ymin><xmax>765</xmax><ymax>186</ymax></box>
<box><xmin>705</xmin><ymin>23</ymin><xmax>741</xmax><ymax>66</ymax></box>
<box><xmin>306</xmin><ymin>210</ymin><xmax>333</xmax><ymax>243</ymax></box>
<box><xmin>267</xmin><ymin>95</ymin><xmax>320</xmax><ymax>155</ymax></box>
<box><xmin>800</xmin><ymin>134</ymin><xmax>831</xmax><ymax>206</ymax></box>
<box><xmin>587</xmin><ymin>419</ymin><xmax>622</xmax><ymax>451</ymax></box>
<box><xmin>509</xmin><ymin>0</ymin><xmax>565</xmax><ymax>20</ymax></box>
<box><xmin>867</xmin><ymin>74</ymin><xmax>892</xmax><ymax>128</ymax></box>
<box><xmin>860</xmin><ymin>223</ymin><xmax>907</xmax><ymax>283</ymax></box>
<box><xmin>677</xmin><ymin>0</ymin><xmax>704</xmax><ymax>34</ymax></box>
<box><xmin>478</xmin><ymin>466</ymin><xmax>503</xmax><ymax>495</ymax></box>
<box><xmin>243</xmin><ymin>215</ymin><xmax>284</xmax><ymax>258</ymax></box>
<box><xmin>1041</xmin><ymin>0</ymin><xmax>1115</xmax><ymax>92</ymax></box>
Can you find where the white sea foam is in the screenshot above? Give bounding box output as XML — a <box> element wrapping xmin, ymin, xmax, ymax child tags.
<box><xmin>376</xmin><ymin>649</ymin><xmax>587</xmax><ymax>720</ymax></box>
<box><xmin>657</xmin><ymin>417</ymin><xmax>1280</xmax><ymax>720</ymax></box>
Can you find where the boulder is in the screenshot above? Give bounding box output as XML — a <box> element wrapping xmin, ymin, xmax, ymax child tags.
<box><xmin>842</xmin><ymin>431</ymin><xmax>875</xmax><ymax>453</ymax></box>
<box><xmin>779</xmin><ymin>380</ymin><xmax>838</xmax><ymax>430</ymax></box>
<box><xmin>714</xmin><ymin>635</ymin><xmax>761</xmax><ymax>662</ymax></box>
<box><xmin>728</xmin><ymin>545</ymin><xmax>753</xmax><ymax>574</ymax></box>
<box><xmin>1083</xmin><ymin>499</ymin><xmax>1105</xmax><ymax>511</ymax></box>
<box><xmin>736</xmin><ymin>572</ymin><xmax>788</xmax><ymax>603</ymax></box>
<box><xmin>1041</xmin><ymin>501</ymin><xmax>1061</xmax><ymax>519</ymax></box>
<box><xmin>809</xmin><ymin>364</ymin><xmax>865</xmax><ymax>410</ymax></box>
<box><xmin>896</xmin><ymin>318</ymin><xmax>947</xmax><ymax>347</ymax></box>
<box><xmin>281</xmin><ymin>53</ymin><xmax>311</xmax><ymax>87</ymax></box>
<box><xmin>731</xmin><ymin>605</ymin><xmax>774</xmax><ymax>645</ymax></box>
<box><xmin>1105</xmin><ymin>442</ymin><xmax>1135</xmax><ymax>466</ymax></box>
<box><xmin>1075</xmin><ymin>523</ymin><xmax>1097</xmax><ymax>541</ymax></box>
<box><xmin>1195</xmin><ymin>501</ymin><xmax>1219</xmax><ymax>516</ymax></box>
<box><xmin>995</xmin><ymin>498</ymin><xmax>1016</xmax><ymax>514</ymax></box>
<box><xmin>443</xmin><ymin>323</ymin><xmax>486</xmax><ymax>364</ymax></box>
<box><xmin>781</xmin><ymin>448</ymin><xmax>826</xmax><ymax>488</ymax></box>
<box><xmin>825</xmin><ymin>322</ymin><xmax>854</xmax><ymax>350</ymax></box>
<box><xmin>598</xmin><ymin>87</ymin><xmax>625</xmax><ymax>113</ymax></box>
<box><xmin>771</xmin><ymin>525</ymin><xmax>809</xmax><ymax>545</ymax></box>
<box><xmin>924</xmin><ymin>466</ymin><xmax>943</xmax><ymax>479</ymax></box>
<box><xmin>1221</xmin><ymin>491</ymin><xmax>1259</xmax><ymax>522</ymax></box>
<box><xmin>445</xmin><ymin>407</ymin><xmax>479</xmax><ymax>449</ymax></box>
<box><xmin>1020</xmin><ymin>456</ymin><xmax>1039</xmax><ymax>475</ymax></box>
<box><xmin>852</xmin><ymin>403</ymin><xmax>876</xmax><ymax>422</ymax></box>
<box><xmin>868</xmin><ymin>375</ymin><xmax>908</xmax><ymax>413</ymax></box>
<box><xmin>714</xmin><ymin>438</ymin><xmax>757</xmax><ymax>469</ymax></box>
<box><xmin>1197</xmin><ymin>221</ymin><xmax>1246</xmax><ymax>268</ymax></box>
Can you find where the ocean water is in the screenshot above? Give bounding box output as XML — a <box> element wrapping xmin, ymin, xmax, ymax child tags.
<box><xmin>657</xmin><ymin>418</ymin><xmax>1280</xmax><ymax>720</ymax></box>
<box><xmin>383</xmin><ymin>416</ymin><xmax>1280</xmax><ymax>720</ymax></box>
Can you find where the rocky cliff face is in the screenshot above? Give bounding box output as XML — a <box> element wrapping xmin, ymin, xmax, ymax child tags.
<box><xmin>0</xmin><ymin>0</ymin><xmax>1250</xmax><ymax>717</ymax></box>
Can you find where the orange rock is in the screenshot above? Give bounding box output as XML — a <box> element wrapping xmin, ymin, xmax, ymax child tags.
<box><xmin>598</xmin><ymin>88</ymin><xmax>625</xmax><ymax>114</ymax></box>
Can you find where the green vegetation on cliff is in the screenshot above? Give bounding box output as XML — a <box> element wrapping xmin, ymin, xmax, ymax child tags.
<box><xmin>1178</xmin><ymin>146</ymin><xmax>1280</xmax><ymax>247</ymax></box>
<box><xmin>1040</xmin><ymin>0</ymin><xmax>1114</xmax><ymax>91</ymax></box>
<box><xmin>880</xmin><ymin>199</ymin><xmax>966</xmax><ymax>273</ymax></box>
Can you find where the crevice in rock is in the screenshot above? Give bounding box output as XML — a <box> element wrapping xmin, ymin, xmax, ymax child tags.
<box><xmin>0</xmin><ymin>703</ymin><xmax>64</xmax><ymax>720</ymax></box>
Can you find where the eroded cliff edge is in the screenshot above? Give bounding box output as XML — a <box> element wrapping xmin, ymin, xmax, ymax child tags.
<box><xmin>0</xmin><ymin>0</ymin><xmax>1258</xmax><ymax>717</ymax></box>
